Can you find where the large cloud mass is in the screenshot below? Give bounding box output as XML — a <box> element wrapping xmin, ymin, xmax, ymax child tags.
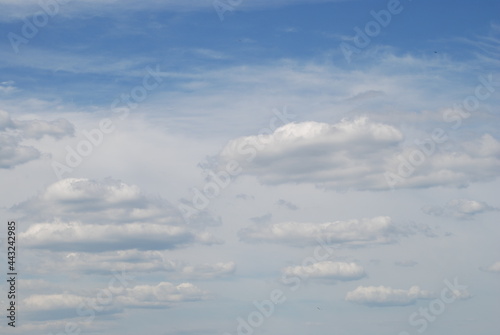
<box><xmin>216</xmin><ymin>118</ymin><xmax>500</xmax><ymax>191</ymax></box>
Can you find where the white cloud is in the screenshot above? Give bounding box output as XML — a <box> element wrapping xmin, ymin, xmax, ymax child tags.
<box><xmin>0</xmin><ymin>0</ymin><xmax>346</xmax><ymax>22</ymax></box>
<box><xmin>0</xmin><ymin>110</ymin><xmax>74</xmax><ymax>168</ymax></box>
<box><xmin>282</xmin><ymin>261</ymin><xmax>366</xmax><ymax>281</ymax></box>
<box><xmin>29</xmin><ymin>250</ymin><xmax>236</xmax><ymax>279</ymax></box>
<box><xmin>15</xmin><ymin>178</ymin><xmax>222</xmax><ymax>252</ymax></box>
<box><xmin>0</xmin><ymin>134</ymin><xmax>40</xmax><ymax>168</ymax></box>
<box><xmin>239</xmin><ymin>216</ymin><xmax>409</xmax><ymax>247</ymax></box>
<box><xmin>276</xmin><ymin>199</ymin><xmax>299</xmax><ymax>210</ymax></box>
<box><xmin>216</xmin><ymin>118</ymin><xmax>500</xmax><ymax>191</ymax></box>
<box><xmin>480</xmin><ymin>261</ymin><xmax>500</xmax><ymax>273</ymax></box>
<box><xmin>394</xmin><ymin>260</ymin><xmax>418</xmax><ymax>267</ymax></box>
<box><xmin>20</xmin><ymin>221</ymin><xmax>219</xmax><ymax>252</ymax></box>
<box><xmin>422</xmin><ymin>198</ymin><xmax>498</xmax><ymax>219</ymax></box>
<box><xmin>118</xmin><ymin>282</ymin><xmax>208</xmax><ymax>308</ymax></box>
<box><xmin>345</xmin><ymin>285</ymin><xmax>434</xmax><ymax>307</ymax></box>
<box><xmin>13</xmin><ymin>118</ymin><xmax>74</xmax><ymax>139</ymax></box>
<box><xmin>22</xmin><ymin>281</ymin><xmax>207</xmax><ymax>316</ymax></box>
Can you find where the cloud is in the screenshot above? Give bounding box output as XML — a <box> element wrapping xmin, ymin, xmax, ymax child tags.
<box><xmin>216</xmin><ymin>118</ymin><xmax>500</xmax><ymax>191</ymax></box>
<box><xmin>394</xmin><ymin>260</ymin><xmax>418</xmax><ymax>267</ymax></box>
<box><xmin>15</xmin><ymin>178</ymin><xmax>221</xmax><ymax>252</ymax></box>
<box><xmin>28</xmin><ymin>250</ymin><xmax>235</xmax><ymax>279</ymax></box>
<box><xmin>345</xmin><ymin>285</ymin><xmax>434</xmax><ymax>307</ymax></box>
<box><xmin>13</xmin><ymin>118</ymin><xmax>75</xmax><ymax>139</ymax></box>
<box><xmin>0</xmin><ymin>110</ymin><xmax>74</xmax><ymax>168</ymax></box>
<box><xmin>276</xmin><ymin>199</ymin><xmax>298</xmax><ymax>210</ymax></box>
<box><xmin>118</xmin><ymin>282</ymin><xmax>208</xmax><ymax>308</ymax></box>
<box><xmin>239</xmin><ymin>216</ymin><xmax>411</xmax><ymax>247</ymax></box>
<box><xmin>0</xmin><ymin>80</ymin><xmax>17</xmax><ymax>94</ymax></box>
<box><xmin>15</xmin><ymin>177</ymin><xmax>181</xmax><ymax>224</ymax></box>
<box><xmin>0</xmin><ymin>134</ymin><xmax>40</xmax><ymax>168</ymax></box>
<box><xmin>422</xmin><ymin>199</ymin><xmax>498</xmax><ymax>219</ymax></box>
<box><xmin>250</xmin><ymin>213</ymin><xmax>272</xmax><ymax>224</ymax></box>
<box><xmin>22</xmin><ymin>281</ymin><xmax>207</xmax><ymax>319</ymax></box>
<box><xmin>0</xmin><ymin>0</ymin><xmax>347</xmax><ymax>22</ymax></box>
<box><xmin>480</xmin><ymin>261</ymin><xmax>500</xmax><ymax>273</ymax></box>
<box><xmin>282</xmin><ymin>261</ymin><xmax>366</xmax><ymax>281</ymax></box>
<box><xmin>20</xmin><ymin>221</ymin><xmax>218</xmax><ymax>252</ymax></box>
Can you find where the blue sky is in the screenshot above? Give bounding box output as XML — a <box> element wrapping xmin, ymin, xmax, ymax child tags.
<box><xmin>0</xmin><ymin>0</ymin><xmax>499</xmax><ymax>334</ymax></box>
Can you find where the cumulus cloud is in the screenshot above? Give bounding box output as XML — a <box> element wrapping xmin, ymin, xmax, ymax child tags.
<box><xmin>22</xmin><ymin>281</ymin><xmax>207</xmax><ymax>319</ymax></box>
<box><xmin>15</xmin><ymin>177</ymin><xmax>182</xmax><ymax>224</ymax></box>
<box><xmin>239</xmin><ymin>216</ymin><xmax>410</xmax><ymax>247</ymax></box>
<box><xmin>19</xmin><ymin>221</ymin><xmax>219</xmax><ymax>252</ymax></box>
<box><xmin>29</xmin><ymin>250</ymin><xmax>236</xmax><ymax>279</ymax></box>
<box><xmin>118</xmin><ymin>282</ymin><xmax>208</xmax><ymax>308</ymax></box>
<box><xmin>422</xmin><ymin>199</ymin><xmax>498</xmax><ymax>219</ymax></box>
<box><xmin>480</xmin><ymin>261</ymin><xmax>500</xmax><ymax>273</ymax></box>
<box><xmin>215</xmin><ymin>118</ymin><xmax>500</xmax><ymax>191</ymax></box>
<box><xmin>0</xmin><ymin>110</ymin><xmax>74</xmax><ymax>168</ymax></box>
<box><xmin>282</xmin><ymin>261</ymin><xmax>366</xmax><ymax>281</ymax></box>
<box><xmin>15</xmin><ymin>178</ymin><xmax>221</xmax><ymax>252</ymax></box>
<box><xmin>345</xmin><ymin>285</ymin><xmax>434</xmax><ymax>307</ymax></box>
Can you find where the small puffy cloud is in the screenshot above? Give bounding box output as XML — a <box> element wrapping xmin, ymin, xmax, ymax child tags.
<box><xmin>422</xmin><ymin>199</ymin><xmax>497</xmax><ymax>219</ymax></box>
<box><xmin>480</xmin><ymin>261</ymin><xmax>500</xmax><ymax>273</ymax></box>
<box><xmin>276</xmin><ymin>199</ymin><xmax>298</xmax><ymax>210</ymax></box>
<box><xmin>239</xmin><ymin>216</ymin><xmax>409</xmax><ymax>247</ymax></box>
<box><xmin>215</xmin><ymin>118</ymin><xmax>500</xmax><ymax>191</ymax></box>
<box><xmin>345</xmin><ymin>285</ymin><xmax>434</xmax><ymax>307</ymax></box>
<box><xmin>282</xmin><ymin>261</ymin><xmax>366</xmax><ymax>281</ymax></box>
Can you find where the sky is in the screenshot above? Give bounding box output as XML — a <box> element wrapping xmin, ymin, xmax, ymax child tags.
<box><xmin>0</xmin><ymin>0</ymin><xmax>499</xmax><ymax>334</ymax></box>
